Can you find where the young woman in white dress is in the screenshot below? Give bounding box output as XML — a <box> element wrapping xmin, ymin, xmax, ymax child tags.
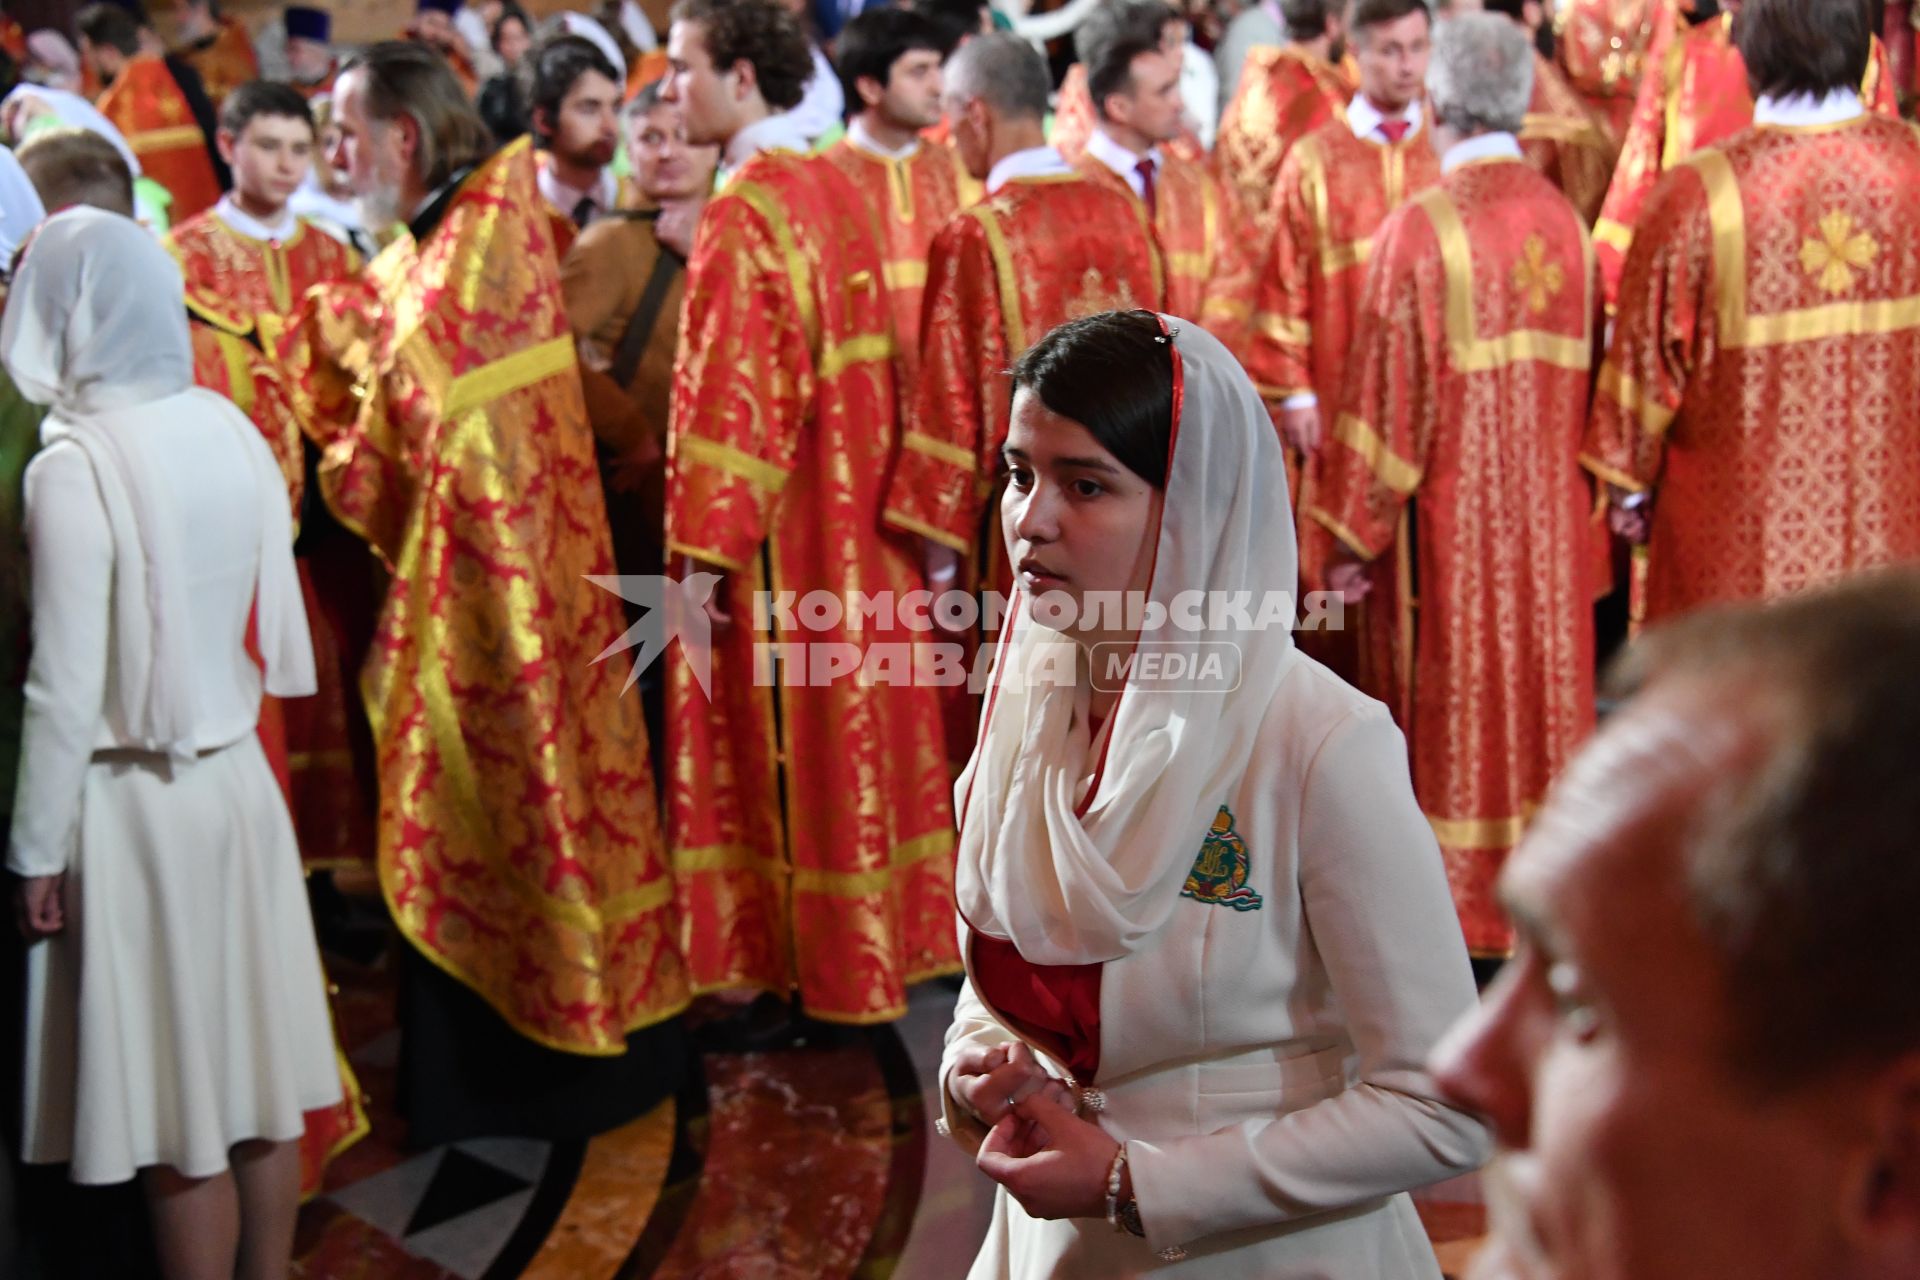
<box><xmin>5</xmin><ymin>208</ymin><xmax>341</xmax><ymax>1280</ymax></box>
<box><xmin>940</xmin><ymin>311</ymin><xmax>1489</xmax><ymax>1276</ymax></box>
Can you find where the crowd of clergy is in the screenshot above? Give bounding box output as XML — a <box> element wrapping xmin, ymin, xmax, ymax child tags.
<box><xmin>4</xmin><ymin>0</ymin><xmax>1920</xmax><ymax>1275</ymax></box>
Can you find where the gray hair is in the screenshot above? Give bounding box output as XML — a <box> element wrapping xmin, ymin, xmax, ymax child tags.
<box><xmin>943</xmin><ymin>31</ymin><xmax>1050</xmax><ymax>121</ymax></box>
<box><xmin>1427</xmin><ymin>11</ymin><xmax>1532</xmax><ymax>136</ymax></box>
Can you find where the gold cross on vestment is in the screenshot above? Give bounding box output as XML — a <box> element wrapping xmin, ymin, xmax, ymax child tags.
<box><xmin>1510</xmin><ymin>235</ymin><xmax>1566</xmax><ymax>315</ymax></box>
<box><xmin>1800</xmin><ymin>209</ymin><xmax>1879</xmax><ymax>297</ymax></box>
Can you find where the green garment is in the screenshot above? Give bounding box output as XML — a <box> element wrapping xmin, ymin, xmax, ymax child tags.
<box><xmin>0</xmin><ymin>367</ymin><xmax>46</xmax><ymax>822</ymax></box>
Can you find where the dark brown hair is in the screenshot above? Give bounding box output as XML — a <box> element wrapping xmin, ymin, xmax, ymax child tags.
<box><xmin>669</xmin><ymin>0</ymin><xmax>815</xmax><ymax>113</ymax></box>
<box><xmin>1076</xmin><ymin>0</ymin><xmax>1173</xmax><ymax>116</ymax></box>
<box><xmin>1011</xmin><ymin>311</ymin><xmax>1175</xmax><ymax>489</ymax></box>
<box><xmin>219</xmin><ymin>79</ymin><xmax>316</xmax><ymax>138</ymax></box>
<box><xmin>1347</xmin><ymin>0</ymin><xmax>1430</xmax><ymax>42</ymax></box>
<box><xmin>1279</xmin><ymin>0</ymin><xmax>1340</xmax><ymax>41</ymax></box>
<box><xmin>76</xmin><ymin>4</ymin><xmax>145</xmax><ymax>56</ymax></box>
<box><xmin>1733</xmin><ymin>0</ymin><xmax>1871</xmax><ymax>100</ymax></box>
<box><xmin>339</xmin><ymin>41</ymin><xmax>495</xmax><ymax>192</ymax></box>
<box><xmin>1606</xmin><ymin>568</ymin><xmax>1920</xmax><ymax>1086</ymax></box>
<box><xmin>519</xmin><ymin>33</ymin><xmax>620</xmax><ymax>145</ymax></box>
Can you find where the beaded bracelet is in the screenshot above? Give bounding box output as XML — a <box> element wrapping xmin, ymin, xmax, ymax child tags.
<box><xmin>1104</xmin><ymin>1144</ymin><xmax>1129</xmax><ymax>1233</ymax></box>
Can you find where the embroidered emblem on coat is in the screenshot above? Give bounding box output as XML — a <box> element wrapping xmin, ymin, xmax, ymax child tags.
<box><xmin>1181</xmin><ymin>805</ymin><xmax>1263</xmax><ymax>911</ymax></box>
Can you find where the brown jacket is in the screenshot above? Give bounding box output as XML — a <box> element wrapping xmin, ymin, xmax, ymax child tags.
<box><xmin>558</xmin><ymin>210</ymin><xmax>689</xmax><ymax>575</ymax></box>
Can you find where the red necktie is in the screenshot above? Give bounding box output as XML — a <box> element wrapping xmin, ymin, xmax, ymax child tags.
<box><xmin>1135</xmin><ymin>157</ymin><xmax>1158</xmax><ymax>218</ymax></box>
<box><xmin>1377</xmin><ymin>119</ymin><xmax>1412</xmax><ymax>144</ymax></box>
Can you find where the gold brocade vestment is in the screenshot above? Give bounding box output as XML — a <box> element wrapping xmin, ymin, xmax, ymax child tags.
<box><xmin>280</xmin><ymin>138</ymin><xmax>688</xmax><ymax>1054</ymax></box>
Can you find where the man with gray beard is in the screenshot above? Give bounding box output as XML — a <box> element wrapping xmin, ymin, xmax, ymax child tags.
<box><xmin>282</xmin><ymin>40</ymin><xmax>691</xmax><ymax>1150</ymax></box>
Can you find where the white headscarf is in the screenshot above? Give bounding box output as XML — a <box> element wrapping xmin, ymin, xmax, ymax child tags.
<box><xmin>2</xmin><ymin>84</ymin><xmax>143</xmax><ymax>179</ymax></box>
<box><xmin>1</xmin><ymin>209</ymin><xmax>313</xmax><ymax>758</ymax></box>
<box><xmin>954</xmin><ymin>316</ymin><xmax>1302</xmax><ymax>966</ymax></box>
<box><xmin>0</xmin><ymin>146</ymin><xmax>45</xmax><ymax>263</ymax></box>
<box><xmin>558</xmin><ymin>12</ymin><xmax>629</xmax><ymax>83</ymax></box>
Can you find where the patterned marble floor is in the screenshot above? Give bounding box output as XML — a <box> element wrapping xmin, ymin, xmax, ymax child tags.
<box><xmin>279</xmin><ymin>949</ymin><xmax>1487</xmax><ymax>1280</ymax></box>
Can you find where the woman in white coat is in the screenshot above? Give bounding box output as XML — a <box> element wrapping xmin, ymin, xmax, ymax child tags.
<box><xmin>5</xmin><ymin>209</ymin><xmax>341</xmax><ymax>1279</ymax></box>
<box><xmin>940</xmin><ymin>310</ymin><xmax>1489</xmax><ymax>1276</ymax></box>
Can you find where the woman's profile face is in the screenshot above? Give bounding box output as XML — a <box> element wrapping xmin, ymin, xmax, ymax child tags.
<box><xmin>1001</xmin><ymin>389</ymin><xmax>1163</xmax><ymax>640</ymax></box>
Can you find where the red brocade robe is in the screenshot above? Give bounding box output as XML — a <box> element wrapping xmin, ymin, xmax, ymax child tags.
<box><xmin>888</xmin><ymin>173</ymin><xmax>1161</xmax><ymax>560</ymax></box>
<box><xmin>169</xmin><ymin>210</ymin><xmax>371</xmax><ymax>873</ymax></box>
<box><xmin>179</xmin><ymin>15</ymin><xmax>260</xmax><ymax>109</ymax></box>
<box><xmin>819</xmin><ymin>134</ymin><xmax>966</xmax><ymax>386</ymax></box>
<box><xmin>1594</xmin><ymin>14</ymin><xmax>1897</xmax><ymax>307</ymax></box>
<box><xmin>1075</xmin><ymin>148</ymin><xmax>1256</xmax><ymax>356</ymax></box>
<box><xmin>1583</xmin><ymin>116</ymin><xmax>1920</xmax><ymax>626</ymax></box>
<box><xmin>1307</xmin><ymin>159</ymin><xmax>1599</xmax><ymax>957</ymax></box>
<box><xmin>169</xmin><ymin>209</ymin><xmax>360</xmax><ymax>361</ymax></box>
<box><xmin>1245</xmin><ymin>111</ymin><xmax>1442</xmax><ymax>527</ymax></box>
<box><xmin>1212</xmin><ymin>45</ymin><xmax>1353</xmax><ymax>242</ymax></box>
<box><xmin>280</xmin><ymin>138</ymin><xmax>688</xmax><ymax>1055</ymax></box>
<box><xmin>666</xmin><ymin>148</ymin><xmax>960</xmax><ymax>1022</ymax></box>
<box><xmin>1521</xmin><ymin>51</ymin><xmax>1618</xmax><ymax>227</ymax></box>
<box><xmin>1553</xmin><ymin>0</ymin><xmax>1674</xmax><ymax>143</ymax></box>
<box><xmin>95</xmin><ymin>55</ymin><xmax>222</xmax><ymax>223</ymax></box>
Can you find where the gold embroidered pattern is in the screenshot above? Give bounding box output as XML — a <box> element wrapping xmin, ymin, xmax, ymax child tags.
<box><xmin>1511</xmin><ymin>234</ymin><xmax>1566</xmax><ymax>313</ymax></box>
<box><xmin>1800</xmin><ymin>209</ymin><xmax>1878</xmax><ymax>297</ymax></box>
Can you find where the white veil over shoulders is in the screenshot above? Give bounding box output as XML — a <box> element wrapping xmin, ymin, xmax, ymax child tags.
<box><xmin>955</xmin><ymin>315</ymin><xmax>1302</xmax><ymax>966</ymax></box>
<box><xmin>1</xmin><ymin>208</ymin><xmax>313</xmax><ymax>759</ymax></box>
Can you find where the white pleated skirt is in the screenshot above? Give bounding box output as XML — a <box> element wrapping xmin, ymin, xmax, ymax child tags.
<box><xmin>18</xmin><ymin>735</ymin><xmax>342</xmax><ymax>1184</ymax></box>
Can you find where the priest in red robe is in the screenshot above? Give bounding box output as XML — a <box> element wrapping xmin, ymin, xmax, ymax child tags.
<box><xmin>1593</xmin><ymin>0</ymin><xmax>1898</xmax><ymax>307</ymax></box>
<box><xmin>283</xmin><ymin>43</ymin><xmax>689</xmax><ymax>1144</ymax></box>
<box><xmin>1310</xmin><ymin>13</ymin><xmax>1597</xmax><ymax>959</ymax></box>
<box><xmin>1585</xmin><ymin>0</ymin><xmax>1920</xmax><ymax>629</ymax></box>
<box><xmin>821</xmin><ymin>8</ymin><xmax>967</xmax><ymax>386</ymax></box>
<box><xmin>1212</xmin><ymin>0</ymin><xmax>1353</xmax><ymax>241</ymax></box>
<box><xmin>78</xmin><ymin>4</ymin><xmax>225</xmax><ymax>222</ymax></box>
<box><xmin>889</xmin><ymin>31</ymin><xmax>1160</xmax><ymax>571</ymax></box>
<box><xmin>660</xmin><ymin>0</ymin><xmax>960</xmax><ymax>1026</ymax></box>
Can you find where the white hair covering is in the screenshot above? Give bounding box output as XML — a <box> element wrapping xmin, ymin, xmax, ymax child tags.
<box><xmin>558</xmin><ymin>12</ymin><xmax>629</xmax><ymax>83</ymax></box>
<box><xmin>2</xmin><ymin>84</ymin><xmax>143</xmax><ymax>179</ymax></box>
<box><xmin>0</xmin><ymin>145</ymin><xmax>45</xmax><ymax>263</ymax></box>
<box><xmin>0</xmin><ymin>209</ymin><xmax>313</xmax><ymax>758</ymax></box>
<box><xmin>954</xmin><ymin>316</ymin><xmax>1302</xmax><ymax>964</ymax></box>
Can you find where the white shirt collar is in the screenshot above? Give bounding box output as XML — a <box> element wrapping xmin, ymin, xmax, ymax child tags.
<box><xmin>213</xmin><ymin>193</ymin><xmax>298</xmax><ymax>242</ymax></box>
<box><xmin>1441</xmin><ymin>130</ymin><xmax>1522</xmax><ymax>174</ymax></box>
<box><xmin>1086</xmin><ymin>127</ymin><xmax>1164</xmax><ymax>200</ymax></box>
<box><xmin>1753</xmin><ymin>88</ymin><xmax>1865</xmax><ymax>129</ymax></box>
<box><xmin>985</xmin><ymin>145</ymin><xmax>1073</xmax><ymax>195</ymax></box>
<box><xmin>847</xmin><ymin>116</ymin><xmax>923</xmax><ymax>162</ymax></box>
<box><xmin>1347</xmin><ymin>93</ymin><xmax>1423</xmax><ymax>142</ymax></box>
<box><xmin>536</xmin><ymin>158</ymin><xmax>618</xmax><ymax>224</ymax></box>
<box><xmin>723</xmin><ymin>111</ymin><xmax>814</xmax><ymax>175</ymax></box>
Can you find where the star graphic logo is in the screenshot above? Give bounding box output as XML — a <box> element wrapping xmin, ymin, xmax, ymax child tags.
<box><xmin>585</xmin><ymin>572</ymin><xmax>721</xmax><ymax>698</ymax></box>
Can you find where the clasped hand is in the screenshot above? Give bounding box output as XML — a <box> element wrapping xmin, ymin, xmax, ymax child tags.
<box><xmin>951</xmin><ymin>1041</ymin><xmax>1121</xmax><ymax>1221</ymax></box>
